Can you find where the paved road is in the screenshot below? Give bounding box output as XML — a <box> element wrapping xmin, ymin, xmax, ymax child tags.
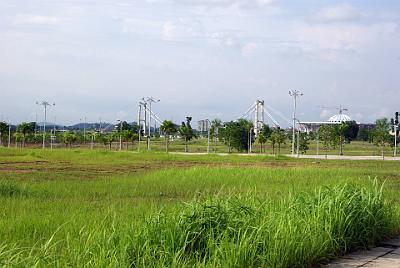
<box><xmin>324</xmin><ymin>237</ymin><xmax>400</xmax><ymax>267</ymax></box>
<box><xmin>287</xmin><ymin>155</ymin><xmax>400</xmax><ymax>161</ymax></box>
<box><xmin>170</xmin><ymin>152</ymin><xmax>400</xmax><ymax>161</ymax></box>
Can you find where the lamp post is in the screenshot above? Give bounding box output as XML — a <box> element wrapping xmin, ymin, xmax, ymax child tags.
<box><xmin>117</xmin><ymin>119</ymin><xmax>122</xmax><ymax>151</ymax></box>
<box><xmin>395</xmin><ymin>125</ymin><xmax>398</xmax><ymax>157</ymax></box>
<box><xmin>36</xmin><ymin>101</ymin><xmax>55</xmax><ymax>149</ymax></box>
<box><xmin>248</xmin><ymin>127</ymin><xmax>253</xmax><ymax>154</ymax></box>
<box><xmin>146</xmin><ymin>97</ymin><xmax>160</xmax><ymax>151</ymax></box>
<box><xmin>289</xmin><ymin>90</ymin><xmax>303</xmax><ymax>156</ymax></box>
<box><xmin>8</xmin><ymin>123</ymin><xmax>11</xmax><ymax>148</ymax></box>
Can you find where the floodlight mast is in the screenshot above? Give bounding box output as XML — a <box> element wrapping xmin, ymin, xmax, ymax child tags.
<box><xmin>289</xmin><ymin>90</ymin><xmax>303</xmax><ymax>156</ymax></box>
<box><xmin>146</xmin><ymin>97</ymin><xmax>160</xmax><ymax>150</ymax></box>
<box><xmin>36</xmin><ymin>101</ymin><xmax>55</xmax><ymax>149</ymax></box>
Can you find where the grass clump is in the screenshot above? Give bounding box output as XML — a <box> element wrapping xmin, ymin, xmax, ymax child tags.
<box><xmin>129</xmin><ymin>181</ymin><xmax>396</xmax><ymax>267</ymax></box>
<box><xmin>0</xmin><ymin>180</ymin><xmax>28</xmax><ymax>197</ymax></box>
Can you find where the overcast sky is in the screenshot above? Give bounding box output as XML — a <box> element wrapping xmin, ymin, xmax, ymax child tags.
<box><xmin>1</xmin><ymin>0</ymin><xmax>399</xmax><ymax>126</ymax></box>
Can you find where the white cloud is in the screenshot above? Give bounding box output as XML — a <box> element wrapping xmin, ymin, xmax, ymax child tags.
<box><xmin>13</xmin><ymin>14</ymin><xmax>60</xmax><ymax>25</ymax></box>
<box><xmin>172</xmin><ymin>0</ymin><xmax>274</xmax><ymax>9</ymax></box>
<box><xmin>320</xmin><ymin>109</ymin><xmax>331</xmax><ymax>119</ymax></box>
<box><xmin>314</xmin><ymin>4</ymin><xmax>361</xmax><ymax>23</ymax></box>
<box><xmin>241</xmin><ymin>42</ymin><xmax>258</xmax><ymax>56</ymax></box>
<box><xmin>293</xmin><ymin>22</ymin><xmax>398</xmax><ymax>61</ymax></box>
<box><xmin>162</xmin><ymin>18</ymin><xmax>203</xmax><ymax>40</ymax></box>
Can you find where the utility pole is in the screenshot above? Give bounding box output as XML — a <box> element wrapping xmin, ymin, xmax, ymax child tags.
<box><xmin>117</xmin><ymin>119</ymin><xmax>122</xmax><ymax>151</ymax></box>
<box><xmin>36</xmin><ymin>101</ymin><xmax>55</xmax><ymax>149</ymax></box>
<box><xmin>84</xmin><ymin>116</ymin><xmax>86</xmax><ymax>144</ymax></box>
<box><xmin>394</xmin><ymin>124</ymin><xmax>397</xmax><ymax>157</ymax></box>
<box><xmin>8</xmin><ymin>123</ymin><xmax>11</xmax><ymax>148</ymax></box>
<box><xmin>289</xmin><ymin>90</ymin><xmax>303</xmax><ymax>156</ymax></box>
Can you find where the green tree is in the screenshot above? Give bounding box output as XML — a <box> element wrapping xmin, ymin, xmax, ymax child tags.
<box><xmin>63</xmin><ymin>131</ymin><xmax>77</xmax><ymax>148</ymax></box>
<box><xmin>318</xmin><ymin>125</ymin><xmax>337</xmax><ymax>159</ymax></box>
<box><xmin>272</xmin><ymin>128</ymin><xmax>286</xmax><ymax>154</ymax></box>
<box><xmin>13</xmin><ymin>132</ymin><xmax>23</xmax><ymax>147</ymax></box>
<box><xmin>261</xmin><ymin>124</ymin><xmax>272</xmax><ymax>139</ymax></box>
<box><xmin>0</xmin><ymin>121</ymin><xmax>8</xmax><ymax>146</ymax></box>
<box><xmin>160</xmin><ymin>120</ymin><xmax>177</xmax><ymax>153</ymax></box>
<box><xmin>219</xmin><ymin>120</ymin><xmax>253</xmax><ymax>153</ymax></box>
<box><xmin>105</xmin><ymin>133</ymin><xmax>116</xmax><ymax>150</ymax></box>
<box><xmin>17</xmin><ymin>122</ymin><xmax>35</xmax><ymax>147</ymax></box>
<box><xmin>371</xmin><ymin>118</ymin><xmax>391</xmax><ymax>160</ymax></box>
<box><xmin>257</xmin><ymin>133</ymin><xmax>267</xmax><ymax>153</ymax></box>
<box><xmin>121</xmin><ymin>130</ymin><xmax>133</xmax><ymax>150</ymax></box>
<box><xmin>335</xmin><ymin>123</ymin><xmax>349</xmax><ymax>156</ymax></box>
<box><xmin>179</xmin><ymin>117</ymin><xmax>196</xmax><ymax>153</ymax></box>
<box><xmin>294</xmin><ymin>132</ymin><xmax>310</xmax><ymax>154</ymax></box>
<box><xmin>343</xmin><ymin>121</ymin><xmax>359</xmax><ymax>142</ymax></box>
<box><xmin>357</xmin><ymin>128</ymin><xmax>370</xmax><ymax>142</ymax></box>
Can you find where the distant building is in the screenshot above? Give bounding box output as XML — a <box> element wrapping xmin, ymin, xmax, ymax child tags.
<box><xmin>197</xmin><ymin>120</ymin><xmax>209</xmax><ymax>133</ymax></box>
<box><xmin>300</xmin><ymin>111</ymin><xmax>374</xmax><ymax>132</ymax></box>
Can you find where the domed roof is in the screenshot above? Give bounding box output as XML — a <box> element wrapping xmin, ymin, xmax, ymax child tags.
<box><xmin>328</xmin><ymin>113</ymin><xmax>352</xmax><ymax>123</ymax></box>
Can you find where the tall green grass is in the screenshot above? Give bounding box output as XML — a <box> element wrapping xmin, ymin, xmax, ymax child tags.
<box><xmin>130</xmin><ymin>181</ymin><xmax>396</xmax><ymax>267</ymax></box>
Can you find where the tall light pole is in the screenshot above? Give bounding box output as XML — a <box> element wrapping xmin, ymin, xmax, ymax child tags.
<box><xmin>395</xmin><ymin>125</ymin><xmax>398</xmax><ymax>157</ymax></box>
<box><xmin>248</xmin><ymin>127</ymin><xmax>254</xmax><ymax>154</ymax></box>
<box><xmin>117</xmin><ymin>119</ymin><xmax>122</xmax><ymax>151</ymax></box>
<box><xmin>36</xmin><ymin>101</ymin><xmax>55</xmax><ymax>149</ymax></box>
<box><xmin>146</xmin><ymin>97</ymin><xmax>160</xmax><ymax>151</ymax></box>
<box><xmin>289</xmin><ymin>90</ymin><xmax>303</xmax><ymax>156</ymax></box>
<box><xmin>8</xmin><ymin>122</ymin><xmax>11</xmax><ymax>148</ymax></box>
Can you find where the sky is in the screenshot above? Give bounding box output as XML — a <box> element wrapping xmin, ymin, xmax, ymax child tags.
<box><xmin>0</xmin><ymin>0</ymin><xmax>399</xmax><ymax>126</ymax></box>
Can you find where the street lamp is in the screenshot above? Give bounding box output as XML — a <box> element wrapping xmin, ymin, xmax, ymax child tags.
<box><xmin>36</xmin><ymin>101</ymin><xmax>55</xmax><ymax>149</ymax></box>
<box><xmin>117</xmin><ymin>119</ymin><xmax>122</xmax><ymax>151</ymax></box>
<box><xmin>146</xmin><ymin>97</ymin><xmax>160</xmax><ymax>151</ymax></box>
<box><xmin>248</xmin><ymin>127</ymin><xmax>254</xmax><ymax>154</ymax></box>
<box><xmin>289</xmin><ymin>90</ymin><xmax>303</xmax><ymax>156</ymax></box>
<box><xmin>394</xmin><ymin>125</ymin><xmax>398</xmax><ymax>157</ymax></box>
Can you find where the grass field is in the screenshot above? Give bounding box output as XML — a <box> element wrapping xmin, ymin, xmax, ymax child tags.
<box><xmin>0</xmin><ymin>148</ymin><xmax>400</xmax><ymax>267</ymax></box>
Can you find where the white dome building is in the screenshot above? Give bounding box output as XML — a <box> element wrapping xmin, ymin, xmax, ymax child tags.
<box><xmin>328</xmin><ymin>113</ymin><xmax>352</xmax><ymax>123</ymax></box>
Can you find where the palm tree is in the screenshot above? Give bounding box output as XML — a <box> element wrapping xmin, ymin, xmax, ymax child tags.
<box><xmin>179</xmin><ymin>117</ymin><xmax>196</xmax><ymax>153</ymax></box>
<box><xmin>270</xmin><ymin>129</ymin><xmax>286</xmax><ymax>155</ymax></box>
<box><xmin>17</xmin><ymin>122</ymin><xmax>33</xmax><ymax>148</ymax></box>
<box><xmin>257</xmin><ymin>133</ymin><xmax>267</xmax><ymax>153</ymax></box>
<box><xmin>0</xmin><ymin>121</ymin><xmax>8</xmax><ymax>147</ymax></box>
<box><xmin>160</xmin><ymin>120</ymin><xmax>177</xmax><ymax>153</ymax></box>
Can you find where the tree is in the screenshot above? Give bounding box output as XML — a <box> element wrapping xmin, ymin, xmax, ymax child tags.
<box><xmin>160</xmin><ymin>120</ymin><xmax>177</xmax><ymax>153</ymax></box>
<box><xmin>14</xmin><ymin>132</ymin><xmax>23</xmax><ymax>147</ymax></box>
<box><xmin>371</xmin><ymin>118</ymin><xmax>391</xmax><ymax>160</ymax></box>
<box><xmin>17</xmin><ymin>122</ymin><xmax>35</xmax><ymax>147</ymax></box>
<box><xmin>121</xmin><ymin>130</ymin><xmax>133</xmax><ymax>150</ymax></box>
<box><xmin>318</xmin><ymin>125</ymin><xmax>337</xmax><ymax>159</ymax></box>
<box><xmin>357</xmin><ymin>128</ymin><xmax>370</xmax><ymax>142</ymax></box>
<box><xmin>0</xmin><ymin>121</ymin><xmax>8</xmax><ymax>146</ymax></box>
<box><xmin>210</xmin><ymin>119</ymin><xmax>222</xmax><ymax>153</ymax></box>
<box><xmin>261</xmin><ymin>124</ymin><xmax>272</xmax><ymax>139</ymax></box>
<box><xmin>179</xmin><ymin>117</ymin><xmax>196</xmax><ymax>153</ymax></box>
<box><xmin>257</xmin><ymin>133</ymin><xmax>267</xmax><ymax>153</ymax></box>
<box><xmin>219</xmin><ymin>119</ymin><xmax>253</xmax><ymax>153</ymax></box>
<box><xmin>294</xmin><ymin>132</ymin><xmax>310</xmax><ymax>154</ymax></box>
<box><xmin>343</xmin><ymin>121</ymin><xmax>359</xmax><ymax>142</ymax></box>
<box><xmin>269</xmin><ymin>128</ymin><xmax>285</xmax><ymax>155</ymax></box>
<box><xmin>63</xmin><ymin>131</ymin><xmax>77</xmax><ymax>148</ymax></box>
<box><xmin>334</xmin><ymin>123</ymin><xmax>349</xmax><ymax>156</ymax></box>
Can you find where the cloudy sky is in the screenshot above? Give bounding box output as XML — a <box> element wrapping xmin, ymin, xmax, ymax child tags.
<box><xmin>1</xmin><ymin>0</ymin><xmax>399</xmax><ymax>126</ymax></box>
